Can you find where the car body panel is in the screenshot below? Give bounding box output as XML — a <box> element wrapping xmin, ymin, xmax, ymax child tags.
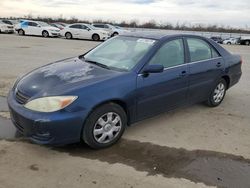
<box><xmin>61</xmin><ymin>23</ymin><xmax>110</xmax><ymax>40</ymax></box>
<box><xmin>15</xmin><ymin>20</ymin><xmax>60</xmax><ymax>36</ymax></box>
<box><xmin>8</xmin><ymin>33</ymin><xmax>242</xmax><ymax>145</ymax></box>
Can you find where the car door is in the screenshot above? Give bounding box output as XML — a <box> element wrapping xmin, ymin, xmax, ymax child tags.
<box><xmin>136</xmin><ymin>38</ymin><xmax>189</xmax><ymax>120</ymax></box>
<box><xmin>69</xmin><ymin>24</ymin><xmax>81</xmax><ymax>38</ymax></box>
<box><xmin>27</xmin><ymin>22</ymin><xmax>41</xmax><ymax>35</ymax></box>
<box><xmin>79</xmin><ymin>25</ymin><xmax>91</xmax><ymax>39</ymax></box>
<box><xmin>185</xmin><ymin>37</ymin><xmax>225</xmax><ymax>104</ymax></box>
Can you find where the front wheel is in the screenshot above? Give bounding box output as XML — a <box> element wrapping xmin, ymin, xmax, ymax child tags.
<box><xmin>206</xmin><ymin>79</ymin><xmax>227</xmax><ymax>107</ymax></box>
<box><xmin>82</xmin><ymin>103</ymin><xmax>127</xmax><ymax>149</ymax></box>
<box><xmin>245</xmin><ymin>40</ymin><xmax>250</xmax><ymax>45</ymax></box>
<box><xmin>42</xmin><ymin>30</ymin><xmax>49</xmax><ymax>37</ymax></box>
<box><xmin>92</xmin><ymin>34</ymin><xmax>100</xmax><ymax>41</ymax></box>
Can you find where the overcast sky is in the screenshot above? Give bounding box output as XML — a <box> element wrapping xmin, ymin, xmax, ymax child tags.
<box><xmin>1</xmin><ymin>0</ymin><xmax>250</xmax><ymax>28</ymax></box>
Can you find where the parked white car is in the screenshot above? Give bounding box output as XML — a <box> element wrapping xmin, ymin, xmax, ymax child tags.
<box><xmin>223</xmin><ymin>37</ymin><xmax>239</xmax><ymax>45</ymax></box>
<box><xmin>15</xmin><ymin>20</ymin><xmax>60</xmax><ymax>37</ymax></box>
<box><xmin>92</xmin><ymin>23</ymin><xmax>129</xmax><ymax>37</ymax></box>
<box><xmin>61</xmin><ymin>23</ymin><xmax>110</xmax><ymax>41</ymax></box>
<box><xmin>0</xmin><ymin>20</ymin><xmax>14</xmax><ymax>33</ymax></box>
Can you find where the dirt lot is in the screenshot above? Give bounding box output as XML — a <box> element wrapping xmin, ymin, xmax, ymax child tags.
<box><xmin>0</xmin><ymin>34</ymin><xmax>250</xmax><ymax>188</ymax></box>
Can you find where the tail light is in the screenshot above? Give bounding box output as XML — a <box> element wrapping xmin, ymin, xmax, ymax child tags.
<box><xmin>240</xmin><ymin>56</ymin><xmax>243</xmax><ymax>65</ymax></box>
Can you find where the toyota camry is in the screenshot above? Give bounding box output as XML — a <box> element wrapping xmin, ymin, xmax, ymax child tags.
<box><xmin>8</xmin><ymin>33</ymin><xmax>242</xmax><ymax>149</ymax></box>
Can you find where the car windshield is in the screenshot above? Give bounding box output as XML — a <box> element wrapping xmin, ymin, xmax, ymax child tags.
<box><xmin>86</xmin><ymin>24</ymin><xmax>95</xmax><ymax>30</ymax></box>
<box><xmin>38</xmin><ymin>21</ymin><xmax>50</xmax><ymax>27</ymax></box>
<box><xmin>83</xmin><ymin>36</ymin><xmax>156</xmax><ymax>71</ymax></box>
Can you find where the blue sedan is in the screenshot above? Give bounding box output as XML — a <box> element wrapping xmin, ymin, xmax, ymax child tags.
<box><xmin>8</xmin><ymin>33</ymin><xmax>242</xmax><ymax>148</ymax></box>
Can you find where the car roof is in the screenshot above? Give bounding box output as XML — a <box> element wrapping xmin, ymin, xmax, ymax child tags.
<box><xmin>120</xmin><ymin>32</ymin><xmax>208</xmax><ymax>40</ymax></box>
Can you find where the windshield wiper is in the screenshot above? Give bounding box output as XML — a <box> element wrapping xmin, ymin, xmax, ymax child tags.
<box><xmin>84</xmin><ymin>59</ymin><xmax>110</xmax><ymax>70</ymax></box>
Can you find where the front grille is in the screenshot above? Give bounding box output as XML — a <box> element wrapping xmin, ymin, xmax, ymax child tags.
<box><xmin>15</xmin><ymin>90</ymin><xmax>30</xmax><ymax>104</ymax></box>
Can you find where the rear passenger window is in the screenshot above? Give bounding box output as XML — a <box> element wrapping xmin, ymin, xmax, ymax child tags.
<box><xmin>69</xmin><ymin>24</ymin><xmax>81</xmax><ymax>29</ymax></box>
<box><xmin>149</xmin><ymin>39</ymin><xmax>185</xmax><ymax>68</ymax></box>
<box><xmin>187</xmin><ymin>38</ymin><xmax>220</xmax><ymax>62</ymax></box>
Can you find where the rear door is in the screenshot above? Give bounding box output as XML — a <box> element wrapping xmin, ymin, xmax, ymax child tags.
<box><xmin>69</xmin><ymin>24</ymin><xmax>82</xmax><ymax>38</ymax></box>
<box><xmin>185</xmin><ymin>37</ymin><xmax>224</xmax><ymax>103</ymax></box>
<box><xmin>136</xmin><ymin>38</ymin><xmax>189</xmax><ymax>120</ymax></box>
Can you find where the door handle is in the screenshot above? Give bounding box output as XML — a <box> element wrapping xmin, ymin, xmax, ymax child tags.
<box><xmin>179</xmin><ymin>71</ymin><xmax>187</xmax><ymax>77</ymax></box>
<box><xmin>216</xmin><ymin>62</ymin><xmax>222</xmax><ymax>67</ymax></box>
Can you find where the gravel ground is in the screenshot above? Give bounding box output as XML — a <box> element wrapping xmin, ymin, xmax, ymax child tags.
<box><xmin>0</xmin><ymin>34</ymin><xmax>250</xmax><ymax>188</ymax></box>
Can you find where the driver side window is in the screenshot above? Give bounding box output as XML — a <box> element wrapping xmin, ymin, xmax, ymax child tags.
<box><xmin>149</xmin><ymin>39</ymin><xmax>184</xmax><ymax>68</ymax></box>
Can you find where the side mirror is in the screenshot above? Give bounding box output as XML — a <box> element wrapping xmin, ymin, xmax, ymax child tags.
<box><xmin>87</xmin><ymin>28</ymin><xmax>91</xmax><ymax>31</ymax></box>
<box><xmin>143</xmin><ymin>64</ymin><xmax>164</xmax><ymax>74</ymax></box>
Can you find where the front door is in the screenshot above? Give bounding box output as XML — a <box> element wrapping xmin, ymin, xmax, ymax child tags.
<box><xmin>136</xmin><ymin>38</ymin><xmax>189</xmax><ymax>120</ymax></box>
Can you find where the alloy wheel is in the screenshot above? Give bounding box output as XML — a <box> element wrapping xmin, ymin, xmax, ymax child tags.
<box><xmin>93</xmin><ymin>112</ymin><xmax>122</xmax><ymax>144</ymax></box>
<box><xmin>213</xmin><ymin>82</ymin><xmax>225</xmax><ymax>103</ymax></box>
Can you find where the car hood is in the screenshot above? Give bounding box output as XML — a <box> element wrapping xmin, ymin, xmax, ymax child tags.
<box><xmin>16</xmin><ymin>57</ymin><xmax>120</xmax><ymax>97</ymax></box>
<box><xmin>43</xmin><ymin>26</ymin><xmax>60</xmax><ymax>31</ymax></box>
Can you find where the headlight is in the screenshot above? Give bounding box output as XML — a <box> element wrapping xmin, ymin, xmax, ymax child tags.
<box><xmin>24</xmin><ymin>96</ymin><xmax>78</xmax><ymax>112</ymax></box>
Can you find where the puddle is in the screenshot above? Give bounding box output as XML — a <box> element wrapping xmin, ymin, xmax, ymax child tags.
<box><xmin>0</xmin><ymin>96</ymin><xmax>8</xmax><ymax>111</ymax></box>
<box><xmin>55</xmin><ymin>139</ymin><xmax>250</xmax><ymax>188</ymax></box>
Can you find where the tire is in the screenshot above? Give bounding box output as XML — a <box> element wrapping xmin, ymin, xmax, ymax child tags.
<box><xmin>42</xmin><ymin>30</ymin><xmax>49</xmax><ymax>37</ymax></box>
<box><xmin>112</xmin><ymin>32</ymin><xmax>119</xmax><ymax>37</ymax></box>
<box><xmin>92</xmin><ymin>34</ymin><xmax>100</xmax><ymax>41</ymax></box>
<box><xmin>18</xmin><ymin>29</ymin><xmax>25</xmax><ymax>35</ymax></box>
<box><xmin>206</xmin><ymin>79</ymin><xmax>227</xmax><ymax>107</ymax></box>
<box><xmin>82</xmin><ymin>103</ymin><xmax>127</xmax><ymax>149</ymax></box>
<box><xmin>227</xmin><ymin>42</ymin><xmax>231</xmax><ymax>45</ymax></box>
<box><xmin>65</xmin><ymin>32</ymin><xmax>72</xmax><ymax>39</ymax></box>
<box><xmin>245</xmin><ymin>40</ymin><xmax>250</xmax><ymax>46</ymax></box>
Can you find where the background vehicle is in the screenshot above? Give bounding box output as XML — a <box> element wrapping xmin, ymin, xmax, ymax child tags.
<box><xmin>210</xmin><ymin>36</ymin><xmax>223</xmax><ymax>44</ymax></box>
<box><xmin>61</xmin><ymin>23</ymin><xmax>110</xmax><ymax>41</ymax></box>
<box><xmin>50</xmin><ymin>22</ymin><xmax>67</xmax><ymax>30</ymax></box>
<box><xmin>8</xmin><ymin>33</ymin><xmax>242</xmax><ymax>149</ymax></box>
<box><xmin>92</xmin><ymin>23</ymin><xmax>128</xmax><ymax>37</ymax></box>
<box><xmin>239</xmin><ymin>36</ymin><xmax>250</xmax><ymax>45</ymax></box>
<box><xmin>15</xmin><ymin>20</ymin><xmax>60</xmax><ymax>37</ymax></box>
<box><xmin>223</xmin><ymin>37</ymin><xmax>239</xmax><ymax>45</ymax></box>
<box><xmin>0</xmin><ymin>20</ymin><xmax>14</xmax><ymax>33</ymax></box>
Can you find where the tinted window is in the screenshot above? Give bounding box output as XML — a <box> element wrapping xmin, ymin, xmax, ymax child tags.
<box><xmin>187</xmin><ymin>38</ymin><xmax>220</xmax><ymax>62</ymax></box>
<box><xmin>93</xmin><ymin>24</ymin><xmax>104</xmax><ymax>28</ymax></box>
<box><xmin>28</xmin><ymin>22</ymin><xmax>38</xmax><ymax>27</ymax></box>
<box><xmin>149</xmin><ymin>39</ymin><xmax>185</xmax><ymax>68</ymax></box>
<box><xmin>69</xmin><ymin>24</ymin><xmax>81</xmax><ymax>29</ymax></box>
<box><xmin>80</xmin><ymin>25</ymin><xmax>89</xmax><ymax>30</ymax></box>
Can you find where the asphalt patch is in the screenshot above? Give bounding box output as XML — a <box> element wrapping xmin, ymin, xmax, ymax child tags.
<box><xmin>0</xmin><ymin>96</ymin><xmax>8</xmax><ymax>111</ymax></box>
<box><xmin>0</xmin><ymin>117</ymin><xmax>21</xmax><ymax>139</ymax></box>
<box><xmin>55</xmin><ymin>139</ymin><xmax>250</xmax><ymax>188</ymax></box>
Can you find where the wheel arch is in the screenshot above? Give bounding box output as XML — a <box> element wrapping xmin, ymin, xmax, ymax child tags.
<box><xmin>79</xmin><ymin>99</ymin><xmax>130</xmax><ymax>142</ymax></box>
<box><xmin>222</xmin><ymin>75</ymin><xmax>230</xmax><ymax>89</ymax></box>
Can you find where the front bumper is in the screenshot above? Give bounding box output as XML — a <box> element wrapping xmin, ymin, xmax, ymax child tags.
<box><xmin>49</xmin><ymin>31</ymin><xmax>60</xmax><ymax>37</ymax></box>
<box><xmin>7</xmin><ymin>91</ymin><xmax>87</xmax><ymax>145</ymax></box>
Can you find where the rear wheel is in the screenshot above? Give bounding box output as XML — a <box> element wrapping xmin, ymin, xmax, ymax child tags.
<box><xmin>42</xmin><ymin>30</ymin><xmax>49</xmax><ymax>37</ymax></box>
<box><xmin>206</xmin><ymin>79</ymin><xmax>227</xmax><ymax>107</ymax></box>
<box><xmin>92</xmin><ymin>34</ymin><xmax>100</xmax><ymax>41</ymax></box>
<box><xmin>18</xmin><ymin>29</ymin><xmax>25</xmax><ymax>35</ymax></box>
<box><xmin>227</xmin><ymin>42</ymin><xmax>231</xmax><ymax>45</ymax></box>
<box><xmin>65</xmin><ymin>32</ymin><xmax>72</xmax><ymax>39</ymax></box>
<box><xmin>82</xmin><ymin>103</ymin><xmax>127</xmax><ymax>149</ymax></box>
<box><xmin>245</xmin><ymin>40</ymin><xmax>250</xmax><ymax>45</ymax></box>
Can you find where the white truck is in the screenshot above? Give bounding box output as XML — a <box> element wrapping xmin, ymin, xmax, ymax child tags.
<box><xmin>239</xmin><ymin>36</ymin><xmax>250</xmax><ymax>45</ymax></box>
